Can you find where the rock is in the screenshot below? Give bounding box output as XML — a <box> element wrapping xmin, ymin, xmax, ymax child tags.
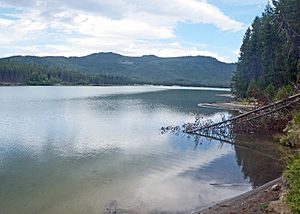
<box><xmin>271</xmin><ymin>184</ymin><xmax>281</xmax><ymax>191</ymax></box>
<box><xmin>105</xmin><ymin>200</ymin><xmax>118</xmax><ymax>214</ymax></box>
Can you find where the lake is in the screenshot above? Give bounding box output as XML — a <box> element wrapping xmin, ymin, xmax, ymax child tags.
<box><xmin>0</xmin><ymin>86</ymin><xmax>284</xmax><ymax>214</ymax></box>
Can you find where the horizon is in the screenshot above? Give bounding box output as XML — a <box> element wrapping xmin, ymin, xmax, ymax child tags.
<box><xmin>0</xmin><ymin>0</ymin><xmax>269</xmax><ymax>63</ymax></box>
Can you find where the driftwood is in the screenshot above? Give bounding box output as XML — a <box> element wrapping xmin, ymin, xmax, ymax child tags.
<box><xmin>161</xmin><ymin>93</ymin><xmax>300</xmax><ymax>144</ymax></box>
<box><xmin>188</xmin><ymin>93</ymin><xmax>300</xmax><ymax>134</ymax></box>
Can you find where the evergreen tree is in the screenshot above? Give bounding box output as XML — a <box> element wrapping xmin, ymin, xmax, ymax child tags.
<box><xmin>233</xmin><ymin>0</ymin><xmax>300</xmax><ymax>100</ymax></box>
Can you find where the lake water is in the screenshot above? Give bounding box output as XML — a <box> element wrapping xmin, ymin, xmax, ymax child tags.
<box><xmin>0</xmin><ymin>86</ymin><xmax>284</xmax><ymax>214</ymax></box>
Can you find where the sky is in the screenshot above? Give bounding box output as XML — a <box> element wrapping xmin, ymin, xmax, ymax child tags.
<box><xmin>0</xmin><ymin>0</ymin><xmax>269</xmax><ymax>62</ymax></box>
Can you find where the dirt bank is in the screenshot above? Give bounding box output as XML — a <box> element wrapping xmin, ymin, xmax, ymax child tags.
<box><xmin>193</xmin><ymin>177</ymin><xmax>291</xmax><ymax>214</ymax></box>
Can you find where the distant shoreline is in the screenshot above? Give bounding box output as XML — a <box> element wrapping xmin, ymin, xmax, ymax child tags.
<box><xmin>0</xmin><ymin>83</ymin><xmax>231</xmax><ymax>90</ymax></box>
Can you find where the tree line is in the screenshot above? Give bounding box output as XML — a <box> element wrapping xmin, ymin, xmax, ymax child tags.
<box><xmin>232</xmin><ymin>0</ymin><xmax>299</xmax><ymax>101</ymax></box>
<box><xmin>0</xmin><ymin>59</ymin><xmax>132</xmax><ymax>86</ymax></box>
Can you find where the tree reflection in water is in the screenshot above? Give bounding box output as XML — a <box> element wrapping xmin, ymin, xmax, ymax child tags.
<box><xmin>161</xmin><ymin>125</ymin><xmax>285</xmax><ymax>188</ymax></box>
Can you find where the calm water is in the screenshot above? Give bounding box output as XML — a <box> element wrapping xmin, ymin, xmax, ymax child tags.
<box><xmin>0</xmin><ymin>86</ymin><xmax>283</xmax><ymax>214</ymax></box>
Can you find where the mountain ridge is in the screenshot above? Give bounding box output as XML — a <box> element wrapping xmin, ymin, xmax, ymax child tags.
<box><xmin>1</xmin><ymin>52</ymin><xmax>236</xmax><ymax>87</ymax></box>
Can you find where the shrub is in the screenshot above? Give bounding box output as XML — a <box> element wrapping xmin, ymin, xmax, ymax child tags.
<box><xmin>275</xmin><ymin>85</ymin><xmax>293</xmax><ymax>101</ymax></box>
<box><xmin>264</xmin><ymin>84</ymin><xmax>276</xmax><ymax>100</ymax></box>
<box><xmin>280</xmin><ymin>111</ymin><xmax>300</xmax><ymax>148</ymax></box>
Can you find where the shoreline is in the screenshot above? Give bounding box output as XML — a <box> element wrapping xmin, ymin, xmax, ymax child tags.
<box><xmin>193</xmin><ymin>177</ymin><xmax>291</xmax><ymax>214</ymax></box>
<box><xmin>194</xmin><ymin>100</ymin><xmax>291</xmax><ymax>213</ymax></box>
<box><xmin>198</xmin><ymin>101</ymin><xmax>255</xmax><ymax>113</ymax></box>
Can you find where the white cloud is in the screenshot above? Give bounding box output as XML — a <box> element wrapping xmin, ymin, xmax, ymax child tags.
<box><xmin>232</xmin><ymin>48</ymin><xmax>240</xmax><ymax>57</ymax></box>
<box><xmin>219</xmin><ymin>0</ymin><xmax>269</xmax><ymax>5</ymax></box>
<box><xmin>0</xmin><ymin>12</ymin><xmax>47</xmax><ymax>45</ymax></box>
<box><xmin>0</xmin><ymin>0</ymin><xmax>244</xmax><ymax>62</ymax></box>
<box><xmin>0</xmin><ymin>39</ymin><xmax>228</xmax><ymax>62</ymax></box>
<box><xmin>0</xmin><ymin>17</ymin><xmax>14</xmax><ymax>27</ymax></box>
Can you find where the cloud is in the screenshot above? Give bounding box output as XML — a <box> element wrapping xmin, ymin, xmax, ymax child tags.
<box><xmin>0</xmin><ymin>37</ymin><xmax>229</xmax><ymax>62</ymax></box>
<box><xmin>0</xmin><ymin>0</ymin><xmax>244</xmax><ymax>62</ymax></box>
<box><xmin>1</xmin><ymin>0</ymin><xmax>244</xmax><ymax>31</ymax></box>
<box><xmin>0</xmin><ymin>11</ymin><xmax>47</xmax><ymax>46</ymax></box>
<box><xmin>219</xmin><ymin>0</ymin><xmax>269</xmax><ymax>5</ymax></box>
<box><xmin>0</xmin><ymin>18</ymin><xmax>13</xmax><ymax>29</ymax></box>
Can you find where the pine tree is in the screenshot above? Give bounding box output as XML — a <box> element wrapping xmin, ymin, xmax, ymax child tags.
<box><xmin>233</xmin><ymin>0</ymin><xmax>300</xmax><ymax>100</ymax></box>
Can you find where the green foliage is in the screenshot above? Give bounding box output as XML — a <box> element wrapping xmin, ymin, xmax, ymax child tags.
<box><xmin>0</xmin><ymin>60</ymin><xmax>132</xmax><ymax>86</ymax></box>
<box><xmin>232</xmin><ymin>0</ymin><xmax>300</xmax><ymax>100</ymax></box>
<box><xmin>284</xmin><ymin>151</ymin><xmax>300</xmax><ymax>213</ymax></box>
<box><xmin>246</xmin><ymin>80</ymin><xmax>258</xmax><ymax>97</ymax></box>
<box><xmin>275</xmin><ymin>85</ymin><xmax>293</xmax><ymax>100</ymax></box>
<box><xmin>280</xmin><ymin>111</ymin><xmax>300</xmax><ymax>148</ymax></box>
<box><xmin>259</xmin><ymin>203</ymin><xmax>268</xmax><ymax>211</ymax></box>
<box><xmin>281</xmin><ymin>110</ymin><xmax>300</xmax><ymax>212</ymax></box>
<box><xmin>264</xmin><ymin>83</ymin><xmax>276</xmax><ymax>99</ymax></box>
<box><xmin>1</xmin><ymin>53</ymin><xmax>236</xmax><ymax>87</ymax></box>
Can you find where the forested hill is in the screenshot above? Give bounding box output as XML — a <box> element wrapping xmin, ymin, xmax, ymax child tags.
<box><xmin>232</xmin><ymin>0</ymin><xmax>299</xmax><ymax>100</ymax></box>
<box><xmin>0</xmin><ymin>53</ymin><xmax>235</xmax><ymax>87</ymax></box>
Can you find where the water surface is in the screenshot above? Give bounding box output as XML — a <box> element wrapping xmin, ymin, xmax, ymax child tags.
<box><xmin>0</xmin><ymin>86</ymin><xmax>283</xmax><ymax>213</ymax></box>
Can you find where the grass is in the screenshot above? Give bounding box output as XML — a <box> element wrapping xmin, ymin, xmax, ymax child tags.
<box><xmin>259</xmin><ymin>203</ymin><xmax>268</xmax><ymax>212</ymax></box>
<box><xmin>285</xmin><ymin>151</ymin><xmax>300</xmax><ymax>213</ymax></box>
<box><xmin>281</xmin><ymin>110</ymin><xmax>300</xmax><ymax>213</ymax></box>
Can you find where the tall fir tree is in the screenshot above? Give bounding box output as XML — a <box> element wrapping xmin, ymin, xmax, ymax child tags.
<box><xmin>233</xmin><ymin>0</ymin><xmax>300</xmax><ymax>100</ymax></box>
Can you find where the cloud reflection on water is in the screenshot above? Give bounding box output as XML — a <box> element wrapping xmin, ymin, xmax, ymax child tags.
<box><xmin>0</xmin><ymin>86</ymin><xmax>282</xmax><ymax>214</ymax></box>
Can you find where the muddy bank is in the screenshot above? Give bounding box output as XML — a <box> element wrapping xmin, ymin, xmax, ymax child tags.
<box><xmin>193</xmin><ymin>177</ymin><xmax>291</xmax><ymax>214</ymax></box>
